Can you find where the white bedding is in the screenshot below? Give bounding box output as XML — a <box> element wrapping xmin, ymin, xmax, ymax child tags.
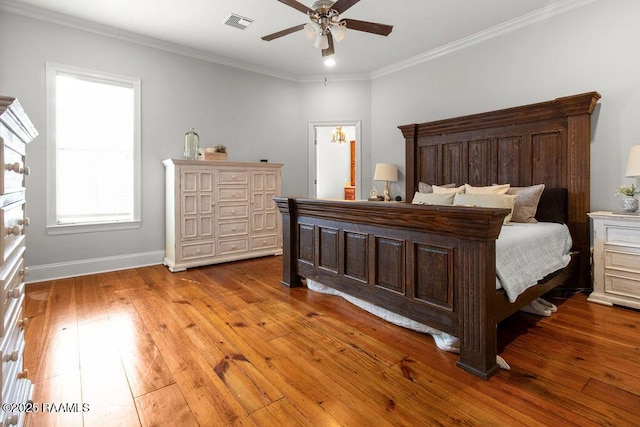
<box><xmin>496</xmin><ymin>222</ymin><xmax>572</xmax><ymax>302</ymax></box>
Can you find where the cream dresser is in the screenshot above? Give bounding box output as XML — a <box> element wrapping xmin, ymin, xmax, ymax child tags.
<box><xmin>0</xmin><ymin>97</ymin><xmax>35</xmax><ymax>426</ymax></box>
<box><xmin>163</xmin><ymin>159</ymin><xmax>283</xmax><ymax>271</ymax></box>
<box><xmin>588</xmin><ymin>211</ymin><xmax>640</xmax><ymax>309</ymax></box>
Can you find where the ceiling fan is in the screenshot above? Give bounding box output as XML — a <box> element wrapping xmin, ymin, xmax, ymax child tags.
<box><xmin>261</xmin><ymin>0</ymin><xmax>393</xmax><ymax>57</ymax></box>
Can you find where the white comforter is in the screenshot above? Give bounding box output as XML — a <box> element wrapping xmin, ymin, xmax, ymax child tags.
<box><xmin>496</xmin><ymin>222</ymin><xmax>572</xmax><ymax>302</ymax></box>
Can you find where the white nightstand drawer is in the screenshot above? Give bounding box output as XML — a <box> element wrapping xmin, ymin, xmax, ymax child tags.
<box><xmin>604</xmin><ymin>272</ymin><xmax>640</xmax><ymax>301</ymax></box>
<box><xmin>604</xmin><ymin>248</ymin><xmax>640</xmax><ymax>273</ymax></box>
<box><xmin>605</xmin><ymin>225</ymin><xmax>640</xmax><ymax>248</ymax></box>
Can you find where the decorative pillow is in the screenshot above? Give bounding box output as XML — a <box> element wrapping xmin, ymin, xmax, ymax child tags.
<box><xmin>535</xmin><ymin>188</ymin><xmax>568</xmax><ymax>224</ymax></box>
<box><xmin>432</xmin><ymin>184</ymin><xmax>465</xmax><ymax>194</ymax></box>
<box><xmin>464</xmin><ymin>183</ymin><xmax>510</xmax><ymax>194</ymax></box>
<box><xmin>453</xmin><ymin>193</ymin><xmax>518</xmax><ymax>224</ymax></box>
<box><xmin>412</xmin><ymin>192</ymin><xmax>455</xmax><ymax>205</ymax></box>
<box><xmin>418</xmin><ymin>182</ymin><xmax>455</xmax><ymax>193</ymax></box>
<box><xmin>507</xmin><ymin>184</ymin><xmax>545</xmax><ymax>223</ymax></box>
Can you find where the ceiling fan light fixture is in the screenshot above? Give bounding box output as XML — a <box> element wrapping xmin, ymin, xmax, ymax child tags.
<box><xmin>314</xmin><ymin>34</ymin><xmax>329</xmax><ymax>50</ymax></box>
<box><xmin>303</xmin><ymin>22</ymin><xmax>321</xmax><ymax>40</ymax></box>
<box><xmin>331</xmin><ymin>24</ymin><xmax>347</xmax><ymax>42</ymax></box>
<box><xmin>324</xmin><ymin>58</ymin><xmax>336</xmax><ymax>67</ymax></box>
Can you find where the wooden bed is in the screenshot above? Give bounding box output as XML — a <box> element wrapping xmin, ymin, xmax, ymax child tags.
<box><xmin>274</xmin><ymin>92</ymin><xmax>600</xmax><ymax>379</ymax></box>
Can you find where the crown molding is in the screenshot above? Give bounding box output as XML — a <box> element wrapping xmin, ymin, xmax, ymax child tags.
<box><xmin>1</xmin><ymin>0</ymin><xmax>599</xmax><ymax>83</ymax></box>
<box><xmin>370</xmin><ymin>0</ymin><xmax>600</xmax><ymax>79</ymax></box>
<box><xmin>0</xmin><ymin>0</ymin><xmax>300</xmax><ymax>82</ymax></box>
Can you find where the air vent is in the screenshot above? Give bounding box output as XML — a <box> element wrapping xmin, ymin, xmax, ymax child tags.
<box><xmin>224</xmin><ymin>13</ymin><xmax>254</xmax><ymax>30</ymax></box>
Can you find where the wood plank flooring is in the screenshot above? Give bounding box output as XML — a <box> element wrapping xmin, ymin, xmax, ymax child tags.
<box><xmin>23</xmin><ymin>256</ymin><xmax>640</xmax><ymax>426</ymax></box>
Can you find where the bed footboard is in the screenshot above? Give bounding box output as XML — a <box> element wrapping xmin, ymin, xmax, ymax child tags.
<box><xmin>275</xmin><ymin>197</ymin><xmax>509</xmax><ymax>379</ymax></box>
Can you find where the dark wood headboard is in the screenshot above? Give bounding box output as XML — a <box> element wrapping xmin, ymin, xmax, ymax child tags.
<box><xmin>398</xmin><ymin>92</ymin><xmax>601</xmax><ymax>289</ymax></box>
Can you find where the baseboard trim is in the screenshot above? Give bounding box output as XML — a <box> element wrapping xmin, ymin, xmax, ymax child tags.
<box><xmin>26</xmin><ymin>250</ymin><xmax>165</xmax><ymax>283</ymax></box>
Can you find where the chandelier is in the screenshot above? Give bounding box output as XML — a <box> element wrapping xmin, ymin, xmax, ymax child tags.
<box><xmin>331</xmin><ymin>126</ymin><xmax>346</xmax><ymax>144</ymax></box>
<box><xmin>302</xmin><ymin>1</ymin><xmax>347</xmax><ymax>50</ymax></box>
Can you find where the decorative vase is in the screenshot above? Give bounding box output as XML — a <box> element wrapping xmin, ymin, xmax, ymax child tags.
<box><xmin>184</xmin><ymin>128</ymin><xmax>200</xmax><ymax>160</ymax></box>
<box><xmin>621</xmin><ymin>196</ymin><xmax>639</xmax><ymax>213</ymax></box>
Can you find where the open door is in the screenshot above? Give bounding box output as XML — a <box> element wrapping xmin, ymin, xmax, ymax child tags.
<box><xmin>308</xmin><ymin>121</ymin><xmax>361</xmax><ymax>200</ymax></box>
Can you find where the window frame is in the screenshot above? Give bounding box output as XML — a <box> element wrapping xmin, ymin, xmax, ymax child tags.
<box><xmin>45</xmin><ymin>62</ymin><xmax>142</xmax><ymax>235</ymax></box>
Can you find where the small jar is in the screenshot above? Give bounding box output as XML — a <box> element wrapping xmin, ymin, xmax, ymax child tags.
<box><xmin>184</xmin><ymin>128</ymin><xmax>200</xmax><ymax>160</ymax></box>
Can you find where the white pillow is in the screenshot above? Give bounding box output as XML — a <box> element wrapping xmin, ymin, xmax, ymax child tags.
<box><xmin>432</xmin><ymin>184</ymin><xmax>465</xmax><ymax>194</ymax></box>
<box><xmin>464</xmin><ymin>183</ymin><xmax>510</xmax><ymax>194</ymax></box>
<box><xmin>453</xmin><ymin>193</ymin><xmax>518</xmax><ymax>224</ymax></box>
<box><xmin>418</xmin><ymin>182</ymin><xmax>456</xmax><ymax>193</ymax></box>
<box><xmin>412</xmin><ymin>192</ymin><xmax>455</xmax><ymax>205</ymax></box>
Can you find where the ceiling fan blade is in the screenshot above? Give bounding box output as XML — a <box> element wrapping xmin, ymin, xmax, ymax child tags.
<box><xmin>331</xmin><ymin>0</ymin><xmax>361</xmax><ymax>14</ymax></box>
<box><xmin>276</xmin><ymin>0</ymin><xmax>315</xmax><ymax>14</ymax></box>
<box><xmin>322</xmin><ymin>33</ymin><xmax>335</xmax><ymax>57</ymax></box>
<box><xmin>261</xmin><ymin>24</ymin><xmax>306</xmax><ymax>41</ymax></box>
<box><xmin>342</xmin><ymin>19</ymin><xmax>393</xmax><ymax>36</ymax></box>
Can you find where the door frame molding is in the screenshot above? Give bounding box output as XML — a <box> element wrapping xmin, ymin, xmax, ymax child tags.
<box><xmin>308</xmin><ymin>120</ymin><xmax>362</xmax><ymax>199</ymax></box>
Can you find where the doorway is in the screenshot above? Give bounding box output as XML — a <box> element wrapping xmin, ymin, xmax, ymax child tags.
<box><xmin>308</xmin><ymin>121</ymin><xmax>362</xmax><ymax>200</ymax></box>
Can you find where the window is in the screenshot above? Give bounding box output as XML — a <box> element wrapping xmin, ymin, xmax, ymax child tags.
<box><xmin>46</xmin><ymin>63</ymin><xmax>141</xmax><ymax>234</ymax></box>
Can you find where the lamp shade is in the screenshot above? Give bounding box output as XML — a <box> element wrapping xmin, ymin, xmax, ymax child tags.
<box><xmin>373</xmin><ymin>163</ymin><xmax>398</xmax><ymax>182</ymax></box>
<box><xmin>626</xmin><ymin>145</ymin><xmax>640</xmax><ymax>177</ymax></box>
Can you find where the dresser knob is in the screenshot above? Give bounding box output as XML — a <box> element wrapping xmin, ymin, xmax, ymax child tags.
<box><xmin>17</xmin><ymin>369</ymin><xmax>29</xmax><ymax>379</ymax></box>
<box><xmin>9</xmin><ymin>288</ymin><xmax>21</xmax><ymax>298</ymax></box>
<box><xmin>231</xmin><ymin>227</ymin><xmax>236</xmax><ymax>232</ymax></box>
<box><xmin>231</xmin><ymin>244</ymin><xmax>236</xmax><ymax>249</ymax></box>
<box><xmin>5</xmin><ymin>162</ymin><xmax>20</xmax><ymax>173</ymax></box>
<box><xmin>6</xmin><ymin>225</ymin><xmax>21</xmax><ymax>236</ymax></box>
<box><xmin>18</xmin><ymin>217</ymin><xmax>30</xmax><ymax>226</ymax></box>
<box><xmin>21</xmin><ymin>267</ymin><xmax>28</xmax><ymax>281</ymax></box>
<box><xmin>3</xmin><ymin>351</ymin><xmax>19</xmax><ymax>362</ymax></box>
<box><xmin>4</xmin><ymin>414</ymin><xmax>18</xmax><ymax>425</ymax></box>
<box><xmin>18</xmin><ymin>317</ymin><xmax>29</xmax><ymax>330</ymax></box>
<box><xmin>23</xmin><ymin>166</ymin><xmax>31</xmax><ymax>176</ymax></box>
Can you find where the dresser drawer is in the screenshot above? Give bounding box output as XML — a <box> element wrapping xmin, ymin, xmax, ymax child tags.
<box><xmin>218</xmin><ymin>238</ymin><xmax>249</xmax><ymax>255</ymax></box>
<box><xmin>604</xmin><ymin>248</ymin><xmax>640</xmax><ymax>273</ymax></box>
<box><xmin>604</xmin><ymin>272</ymin><xmax>640</xmax><ymax>302</ymax></box>
<box><xmin>1</xmin><ymin>143</ymin><xmax>26</xmax><ymax>196</ymax></box>
<box><xmin>218</xmin><ymin>170</ymin><xmax>248</xmax><ymax>185</ymax></box>
<box><xmin>218</xmin><ymin>204</ymin><xmax>248</xmax><ymax>220</ymax></box>
<box><xmin>1</xmin><ymin>246</ymin><xmax>25</xmax><ymax>336</ymax></box>
<box><xmin>218</xmin><ymin>187</ymin><xmax>248</xmax><ymax>202</ymax></box>
<box><xmin>605</xmin><ymin>224</ymin><xmax>640</xmax><ymax>248</ymax></box>
<box><xmin>1</xmin><ymin>309</ymin><xmax>25</xmax><ymax>391</ymax></box>
<box><xmin>181</xmin><ymin>241</ymin><xmax>215</xmax><ymax>260</ymax></box>
<box><xmin>251</xmin><ymin>235</ymin><xmax>279</xmax><ymax>251</ymax></box>
<box><xmin>1</xmin><ymin>202</ymin><xmax>26</xmax><ymax>265</ymax></box>
<box><xmin>218</xmin><ymin>220</ymin><xmax>248</xmax><ymax>238</ymax></box>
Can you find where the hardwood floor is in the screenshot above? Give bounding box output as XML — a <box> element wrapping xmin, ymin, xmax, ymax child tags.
<box><xmin>23</xmin><ymin>256</ymin><xmax>640</xmax><ymax>426</ymax></box>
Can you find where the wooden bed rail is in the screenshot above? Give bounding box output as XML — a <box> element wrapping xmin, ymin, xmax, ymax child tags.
<box><xmin>275</xmin><ymin>197</ymin><xmax>510</xmax><ymax>379</ymax></box>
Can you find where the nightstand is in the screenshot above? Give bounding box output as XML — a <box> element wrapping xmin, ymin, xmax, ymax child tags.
<box><xmin>588</xmin><ymin>211</ymin><xmax>640</xmax><ymax>309</ymax></box>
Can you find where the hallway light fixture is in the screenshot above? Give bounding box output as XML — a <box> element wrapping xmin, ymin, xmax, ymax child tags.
<box><xmin>331</xmin><ymin>126</ymin><xmax>346</xmax><ymax>144</ymax></box>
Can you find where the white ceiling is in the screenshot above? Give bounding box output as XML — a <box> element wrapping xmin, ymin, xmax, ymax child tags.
<box><xmin>2</xmin><ymin>0</ymin><xmax>592</xmax><ymax>80</ymax></box>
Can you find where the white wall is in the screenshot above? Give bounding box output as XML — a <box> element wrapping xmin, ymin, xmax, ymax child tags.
<box><xmin>370</xmin><ymin>0</ymin><xmax>640</xmax><ymax>211</ymax></box>
<box><xmin>0</xmin><ymin>12</ymin><xmax>314</xmax><ymax>279</ymax></box>
<box><xmin>2</xmin><ymin>0</ymin><xmax>637</xmax><ymax>280</ymax></box>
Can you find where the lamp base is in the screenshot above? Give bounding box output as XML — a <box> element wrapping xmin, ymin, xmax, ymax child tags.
<box><xmin>383</xmin><ymin>181</ymin><xmax>391</xmax><ymax>202</ymax></box>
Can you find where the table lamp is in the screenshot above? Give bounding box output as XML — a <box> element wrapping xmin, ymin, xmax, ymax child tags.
<box><xmin>373</xmin><ymin>163</ymin><xmax>398</xmax><ymax>202</ymax></box>
<box><xmin>626</xmin><ymin>145</ymin><xmax>640</xmax><ymax>178</ymax></box>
